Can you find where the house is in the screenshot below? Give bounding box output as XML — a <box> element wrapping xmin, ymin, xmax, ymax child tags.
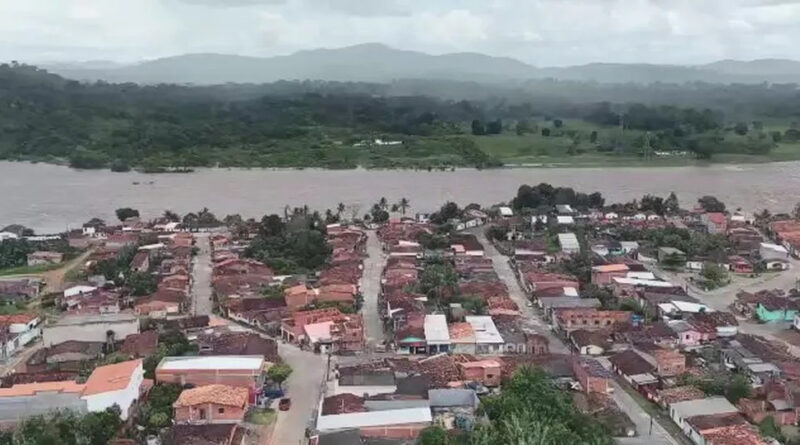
<box><xmin>608</xmin><ymin>350</ymin><xmax>657</xmax><ymax>387</ymax></box>
<box><xmin>81</xmin><ymin>359</ymin><xmax>145</xmax><ymax>420</ymax></box>
<box><xmin>657</xmin><ymin>246</ymin><xmax>686</xmax><ymax>264</ymax></box>
<box><xmin>702</xmin><ymin>212</ymin><xmax>728</xmax><ymax>234</ymax></box>
<box><xmin>569</xmin><ymin>330</ymin><xmax>609</xmax><ymax>355</ymax></box>
<box><xmin>25</xmin><ymin>341</ymin><xmax>104</xmax><ymax>372</ymax></box>
<box><xmin>0</xmin><ymin>313</ymin><xmax>41</xmax><ymax>355</ymax></box>
<box><xmin>196</xmin><ymin>331</ymin><xmax>279</xmax><ymax>363</ymax></box>
<box><xmin>26</xmin><ymin>251</ymin><xmax>63</xmax><ymax>266</ymax></box>
<box><xmin>699</xmin><ymin>424</ymin><xmax>768</xmax><ymax>445</ymax></box>
<box><xmin>130</xmin><ymin>251</ymin><xmax>150</xmax><ymax>273</ymax></box>
<box><xmin>42</xmin><ymin>312</ymin><xmax>139</xmax><ymax>347</ymax></box>
<box><xmin>173</xmin><ymin>384</ymin><xmax>249</xmax><ymax>424</ymax></box>
<box><xmin>119</xmin><ymin>331</ymin><xmax>159</xmax><ymax>358</ymax></box>
<box><xmin>760</xmin><ymin>243</ymin><xmax>789</xmax><ymax>261</ymax></box>
<box><xmin>572</xmin><ymin>358</ymin><xmax>612</xmax><ymax>394</ymax></box>
<box><xmin>155</xmin><ymin>356</ymin><xmax>265</xmax><ymax>397</ymax></box>
<box><xmin>668</xmin><ymin>397</ymin><xmax>739</xmax><ymax>445</ymax></box>
<box><xmin>465</xmin><ymin>316</ymin><xmax>504</xmax><ymax>355</ymax></box>
<box><xmin>0</xmin><ymin>278</ymin><xmax>40</xmax><ymax>302</ymax></box>
<box><xmin>552</xmin><ymin>308</ymin><xmax>630</xmax><ymax>333</ymax></box>
<box><xmin>424</xmin><ymin>314</ymin><xmax>451</xmax><ymax>354</ymax></box>
<box><xmin>556</xmin><ymin>215</ymin><xmax>575</xmax><ymax>226</ymax></box>
<box><xmin>525</xmin><ymin>332</ymin><xmax>550</xmax><ymax>355</ymax></box>
<box><xmin>335</xmin><ymin>370</ymin><xmax>397</xmax><ymax>397</ymax></box>
<box><xmin>728</xmin><ymin>256</ymin><xmax>753</xmax><ymax>274</ymax></box>
<box><xmin>498</xmin><ymin>207</ymin><xmax>514</xmax><ymax>218</ymax></box>
<box><xmin>557</xmin><ymin>233</ymin><xmax>580</xmax><ymax>254</ymax></box>
<box><xmin>591</xmin><ymin>264</ymin><xmax>629</xmax><ymax>285</ymax></box>
<box><xmin>756</xmin><ymin>297</ymin><xmax>800</xmax><ymax>323</ymax></box>
<box><xmin>448</xmin><ymin>322</ymin><xmax>475</xmax><ymax>355</ymax></box>
<box><xmin>0</xmin><ymin>381</ymin><xmax>88</xmax><ymax>423</ymax></box>
<box><xmin>687</xmin><ymin>312</ymin><xmax>739</xmax><ymax>338</ymax></box>
<box><xmin>684</xmin><ymin>413</ymin><xmax>751</xmax><ymax>445</ymax></box>
<box><xmin>669</xmin><ymin>320</ymin><xmax>708</xmax><ymax>347</ymax></box>
<box><xmin>459</xmin><ymin>359</ymin><xmax>502</xmax><ymax>387</ymax></box>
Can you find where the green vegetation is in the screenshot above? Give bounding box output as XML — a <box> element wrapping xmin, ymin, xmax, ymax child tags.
<box><xmin>471</xmin><ymin>367</ymin><xmax>613</xmax><ymax>445</ymax></box>
<box><xmin>137</xmin><ymin>383</ymin><xmax>182</xmax><ymax>434</ymax></box>
<box><xmin>266</xmin><ymin>363</ymin><xmax>293</xmax><ymax>389</ymax></box>
<box><xmin>0</xmin><ymin>237</ymin><xmax>78</xmax><ymax>274</ymax></box>
<box><xmin>1</xmin><ymin>408</ymin><xmax>122</xmax><ymax>445</ymax></box>
<box><xmin>6</xmin><ymin>64</ymin><xmax>800</xmax><ymax>171</ymax></box>
<box><xmin>245</xmin><ymin>408</ymin><xmax>276</xmax><ymax>426</ymax></box>
<box><xmin>143</xmin><ymin>331</ymin><xmax>198</xmax><ymax>379</ymax></box>
<box><xmin>679</xmin><ymin>373</ymin><xmax>751</xmax><ymax>403</ymax></box>
<box><xmin>243</xmin><ymin>211</ymin><xmax>330</xmax><ymax>274</ymax></box>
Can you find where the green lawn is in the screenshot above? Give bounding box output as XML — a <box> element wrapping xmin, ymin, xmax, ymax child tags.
<box><xmin>468</xmin><ymin>118</ymin><xmax>800</xmax><ymax>167</ymax></box>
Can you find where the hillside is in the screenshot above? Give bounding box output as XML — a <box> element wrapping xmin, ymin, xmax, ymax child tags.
<box><xmin>41</xmin><ymin>43</ymin><xmax>800</xmax><ymax>85</ymax></box>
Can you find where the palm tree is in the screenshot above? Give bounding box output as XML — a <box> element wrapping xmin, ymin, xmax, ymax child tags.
<box><xmin>378</xmin><ymin>197</ymin><xmax>388</xmax><ymax>210</ymax></box>
<box><xmin>398</xmin><ymin>197</ymin><xmax>410</xmax><ymax>215</ymax></box>
<box><xmin>336</xmin><ymin>202</ymin><xmax>346</xmax><ymax>218</ymax></box>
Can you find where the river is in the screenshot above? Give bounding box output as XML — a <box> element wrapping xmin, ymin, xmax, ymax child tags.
<box><xmin>2</xmin><ymin>161</ymin><xmax>798</xmax><ymax>233</ymax></box>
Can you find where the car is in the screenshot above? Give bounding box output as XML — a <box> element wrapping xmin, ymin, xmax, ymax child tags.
<box><xmin>279</xmin><ymin>398</ymin><xmax>292</xmax><ymax>411</ymax></box>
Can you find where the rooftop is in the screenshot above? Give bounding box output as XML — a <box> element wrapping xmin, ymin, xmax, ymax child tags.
<box><xmin>82</xmin><ymin>359</ymin><xmax>142</xmax><ymax>396</ymax></box>
<box><xmin>424</xmin><ymin>314</ymin><xmax>450</xmax><ymax>344</ymax></box>
<box><xmin>158</xmin><ymin>355</ymin><xmax>264</xmax><ymax>371</ymax></box>
<box><xmin>317</xmin><ymin>407</ymin><xmax>432</xmax><ymax>431</ymax></box>
<box><xmin>0</xmin><ymin>380</ymin><xmax>85</xmax><ymax>397</ymax></box>
<box><xmin>670</xmin><ymin>397</ymin><xmax>738</xmax><ymax>418</ymax></box>
<box><xmin>173</xmin><ymin>384</ymin><xmax>248</xmax><ymax>408</ymax></box>
<box><xmin>465</xmin><ymin>316</ymin><xmax>503</xmax><ymax>344</ymax></box>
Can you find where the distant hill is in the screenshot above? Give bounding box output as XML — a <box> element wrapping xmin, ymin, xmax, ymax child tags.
<box><xmin>40</xmin><ymin>43</ymin><xmax>800</xmax><ymax>85</ymax></box>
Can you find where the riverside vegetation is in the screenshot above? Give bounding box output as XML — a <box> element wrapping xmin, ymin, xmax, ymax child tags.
<box><xmin>4</xmin><ymin>63</ymin><xmax>800</xmax><ymax>171</ymax></box>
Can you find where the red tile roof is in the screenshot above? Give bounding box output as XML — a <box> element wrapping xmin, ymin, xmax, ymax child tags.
<box><xmin>82</xmin><ymin>359</ymin><xmax>142</xmax><ymax>396</ymax></box>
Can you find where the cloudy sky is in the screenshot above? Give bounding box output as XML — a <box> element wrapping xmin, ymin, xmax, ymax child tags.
<box><xmin>1</xmin><ymin>0</ymin><xmax>799</xmax><ymax>66</ymax></box>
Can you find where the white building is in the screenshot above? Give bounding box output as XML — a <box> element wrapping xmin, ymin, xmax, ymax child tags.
<box><xmin>465</xmin><ymin>316</ymin><xmax>504</xmax><ymax>355</ymax></box>
<box><xmin>317</xmin><ymin>407</ymin><xmax>432</xmax><ymax>433</ymax></box>
<box><xmin>760</xmin><ymin>242</ymin><xmax>789</xmax><ymax>261</ymax></box>
<box><xmin>63</xmin><ymin>285</ymin><xmax>98</xmax><ymax>299</ymax></box>
<box><xmin>0</xmin><ymin>314</ymin><xmax>42</xmax><ymax>358</ymax></box>
<box><xmin>498</xmin><ymin>207</ymin><xmax>514</xmax><ymax>218</ymax></box>
<box><xmin>424</xmin><ymin>314</ymin><xmax>451</xmax><ymax>354</ymax></box>
<box><xmin>556</xmin><ymin>215</ymin><xmax>575</xmax><ymax>225</ymax></box>
<box><xmin>668</xmin><ymin>397</ymin><xmax>738</xmax><ymax>445</ymax></box>
<box><xmin>0</xmin><ymin>232</ymin><xmax>19</xmax><ymax>241</ymax></box>
<box><xmin>81</xmin><ymin>359</ymin><xmax>144</xmax><ymax>420</ymax></box>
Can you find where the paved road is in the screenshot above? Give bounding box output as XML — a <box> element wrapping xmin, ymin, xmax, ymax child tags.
<box><xmin>269</xmin><ymin>342</ymin><xmax>327</xmax><ymax>445</ymax></box>
<box><xmin>474</xmin><ymin>229</ymin><xmax>680</xmax><ymax>444</ymax></box>
<box><xmin>361</xmin><ymin>231</ymin><xmax>386</xmax><ymax>349</ymax></box>
<box><xmin>473</xmin><ymin>229</ymin><xmax>569</xmax><ymax>354</ymax></box>
<box><xmin>596</xmin><ymin>358</ymin><xmax>681</xmax><ymax>445</ymax></box>
<box><xmin>191</xmin><ymin>232</ymin><xmax>213</xmax><ymax>316</ymax></box>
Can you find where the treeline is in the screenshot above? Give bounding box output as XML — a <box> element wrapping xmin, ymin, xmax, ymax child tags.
<box><xmin>3</xmin><ymin>63</ymin><xmax>800</xmax><ymax>170</ymax></box>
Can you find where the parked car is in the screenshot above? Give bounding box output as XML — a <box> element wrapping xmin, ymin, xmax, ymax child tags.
<box><xmin>279</xmin><ymin>398</ymin><xmax>292</xmax><ymax>411</ymax></box>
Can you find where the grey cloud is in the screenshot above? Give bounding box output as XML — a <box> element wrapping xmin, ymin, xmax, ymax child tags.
<box><xmin>171</xmin><ymin>0</ymin><xmax>285</xmax><ymax>6</ymax></box>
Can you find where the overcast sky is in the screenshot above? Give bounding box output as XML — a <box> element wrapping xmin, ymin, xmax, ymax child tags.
<box><xmin>2</xmin><ymin>0</ymin><xmax>799</xmax><ymax>66</ymax></box>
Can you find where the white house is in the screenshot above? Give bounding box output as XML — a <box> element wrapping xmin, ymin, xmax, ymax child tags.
<box><xmin>558</xmin><ymin>233</ymin><xmax>580</xmax><ymax>254</ymax></box>
<box><xmin>63</xmin><ymin>285</ymin><xmax>98</xmax><ymax>299</ymax></box>
<box><xmin>0</xmin><ymin>314</ymin><xmax>42</xmax><ymax>358</ymax></box>
<box><xmin>465</xmin><ymin>316</ymin><xmax>504</xmax><ymax>355</ymax></box>
<box><xmin>424</xmin><ymin>314</ymin><xmax>451</xmax><ymax>354</ymax></box>
<box><xmin>81</xmin><ymin>359</ymin><xmax>144</xmax><ymax>420</ymax></box>
<box><xmin>668</xmin><ymin>397</ymin><xmax>738</xmax><ymax>445</ymax></box>
<box><xmin>498</xmin><ymin>207</ymin><xmax>514</xmax><ymax>218</ymax></box>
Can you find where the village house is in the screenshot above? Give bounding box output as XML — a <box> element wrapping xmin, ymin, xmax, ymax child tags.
<box><xmin>465</xmin><ymin>316</ymin><xmax>504</xmax><ymax>355</ymax></box>
<box><xmin>701</xmin><ymin>212</ymin><xmax>728</xmax><ymax>234</ymax></box>
<box><xmin>80</xmin><ymin>359</ymin><xmax>145</xmax><ymax>420</ymax></box>
<box><xmin>608</xmin><ymin>349</ymin><xmax>657</xmax><ymax>389</ymax></box>
<box><xmin>552</xmin><ymin>308</ymin><xmax>631</xmax><ymax>333</ymax></box>
<box><xmin>129</xmin><ymin>251</ymin><xmax>150</xmax><ymax>273</ymax></box>
<box><xmin>591</xmin><ymin>264</ymin><xmax>629</xmax><ymax>285</ymax></box>
<box><xmin>0</xmin><ymin>381</ymin><xmax>88</xmax><ymax>423</ymax></box>
<box><xmin>25</xmin><ymin>340</ymin><xmax>104</xmax><ymax>372</ymax></box>
<box><xmin>134</xmin><ymin>289</ymin><xmax>186</xmax><ymax>317</ymax></box>
<box><xmin>668</xmin><ymin>397</ymin><xmax>739</xmax><ymax>444</ymax></box>
<box><xmin>572</xmin><ymin>357</ymin><xmax>612</xmax><ymax>394</ymax></box>
<box><xmin>459</xmin><ymin>359</ymin><xmax>502</xmax><ymax>387</ymax></box>
<box><xmin>42</xmin><ymin>312</ymin><xmax>139</xmax><ymax>347</ymax></box>
<box><xmin>755</xmin><ymin>297</ymin><xmax>799</xmax><ymax>322</ymax></box>
<box><xmin>424</xmin><ymin>314</ymin><xmax>451</xmax><ymax>354</ymax></box>
<box><xmin>569</xmin><ymin>329</ymin><xmax>609</xmax><ymax>355</ymax></box>
<box><xmin>173</xmin><ymin>384</ymin><xmax>249</xmax><ymax>424</ymax></box>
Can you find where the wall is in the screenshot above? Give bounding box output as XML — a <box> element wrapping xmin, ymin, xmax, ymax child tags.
<box><xmin>156</xmin><ymin>369</ymin><xmax>260</xmax><ymax>390</ymax></box>
<box><xmin>363</xmin><ymin>400</ymin><xmax>430</xmax><ymax>411</ymax></box>
<box><xmin>83</xmin><ymin>363</ymin><xmax>143</xmax><ymax>421</ymax></box>
<box><xmin>174</xmin><ymin>403</ymin><xmax>245</xmax><ymax>424</ymax></box>
<box><xmin>360</xmin><ymin>423</ymin><xmax>429</xmax><ymax>439</ymax></box>
<box><xmin>42</xmin><ymin>319</ymin><xmax>139</xmax><ymax>346</ymax></box>
<box><xmin>0</xmin><ymin>391</ymin><xmax>87</xmax><ymax>422</ymax></box>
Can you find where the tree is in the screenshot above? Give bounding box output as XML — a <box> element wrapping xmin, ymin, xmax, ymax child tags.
<box><xmin>697</xmin><ymin>195</ymin><xmax>726</xmax><ymax>213</ymax></box>
<box><xmin>419</xmin><ymin>426</ymin><xmax>449</xmax><ymax>445</ymax></box>
<box><xmin>725</xmin><ymin>374</ymin><xmax>751</xmax><ymax>403</ymax></box>
<box><xmin>267</xmin><ymin>363</ymin><xmax>293</xmax><ymax>389</ymax></box>
<box><xmin>553</xmin><ymin>119</ymin><xmax>563</xmax><ymax>128</ymax></box>
<box><xmin>162</xmin><ymin>210</ymin><xmax>180</xmax><ymax>222</ymax></box>
<box><xmin>733</xmin><ymin>122</ymin><xmax>748</xmax><ymax>136</ymax></box>
<box><xmin>336</xmin><ymin>202</ymin><xmax>346</xmax><ymax>218</ymax></box>
<box><xmin>398</xmin><ymin>197</ymin><xmax>410</xmax><ymax>215</ymax></box>
<box><xmin>664</xmin><ymin>192</ymin><xmax>679</xmax><ymax>214</ymax></box>
<box><xmin>541</xmin><ymin>128</ymin><xmax>551</xmax><ymax>137</ymax></box>
<box><xmin>378</xmin><ymin>197</ymin><xmax>388</xmax><ymax>210</ymax></box>
<box><xmin>79</xmin><ymin>408</ymin><xmax>123</xmax><ymax>445</ymax></box>
<box><xmin>589</xmin><ymin>130</ymin><xmax>598</xmax><ymax>143</ymax></box>
<box><xmin>115</xmin><ymin>207</ymin><xmax>139</xmax><ymax>221</ymax></box>
<box><xmin>701</xmin><ymin>263</ymin><xmax>729</xmax><ymax>288</ymax></box>
<box><xmin>128</xmin><ymin>271</ymin><xmax>156</xmax><ymax>296</ymax></box>
<box><xmin>471</xmin><ymin>119</ymin><xmax>485</xmax><ymax>136</ymax></box>
<box><xmin>515</xmin><ymin>120</ymin><xmax>532</xmax><ymax>136</ymax></box>
<box><xmin>418</xmin><ymin>261</ymin><xmax>458</xmax><ymax>301</ymax></box>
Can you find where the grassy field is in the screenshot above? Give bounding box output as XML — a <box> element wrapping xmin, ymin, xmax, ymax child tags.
<box><xmin>469</xmin><ymin>118</ymin><xmax>800</xmax><ymax>167</ymax></box>
<box><xmin>0</xmin><ymin>263</ymin><xmax>61</xmax><ymax>277</ymax></box>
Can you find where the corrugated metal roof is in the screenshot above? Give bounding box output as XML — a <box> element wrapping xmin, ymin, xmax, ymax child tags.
<box><xmin>465</xmin><ymin>316</ymin><xmax>503</xmax><ymax>344</ymax></box>
<box><xmin>316</xmin><ymin>407</ymin><xmax>432</xmax><ymax>431</ymax></box>
<box><xmin>423</xmin><ymin>314</ymin><xmax>450</xmax><ymax>344</ymax></box>
<box><xmin>159</xmin><ymin>355</ymin><xmax>264</xmax><ymax>371</ymax></box>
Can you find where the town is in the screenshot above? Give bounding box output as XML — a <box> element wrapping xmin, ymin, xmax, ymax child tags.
<box><xmin>2</xmin><ymin>185</ymin><xmax>800</xmax><ymax>445</ymax></box>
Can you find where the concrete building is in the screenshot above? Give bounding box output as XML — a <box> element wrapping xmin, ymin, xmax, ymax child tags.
<box><xmin>465</xmin><ymin>316</ymin><xmax>504</xmax><ymax>355</ymax></box>
<box><xmin>42</xmin><ymin>312</ymin><xmax>139</xmax><ymax>347</ymax></box>
<box><xmin>669</xmin><ymin>397</ymin><xmax>739</xmax><ymax>444</ymax></box>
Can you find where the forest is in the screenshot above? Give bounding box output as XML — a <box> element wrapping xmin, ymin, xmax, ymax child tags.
<box><xmin>2</xmin><ymin>63</ymin><xmax>800</xmax><ymax>170</ymax></box>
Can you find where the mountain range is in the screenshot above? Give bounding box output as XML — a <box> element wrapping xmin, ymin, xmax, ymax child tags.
<box><xmin>41</xmin><ymin>43</ymin><xmax>800</xmax><ymax>85</ymax></box>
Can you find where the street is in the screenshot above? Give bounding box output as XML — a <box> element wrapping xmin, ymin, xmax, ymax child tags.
<box><xmin>191</xmin><ymin>232</ymin><xmax>213</xmax><ymax>316</ymax></box>
<box><xmin>474</xmin><ymin>229</ymin><xmax>569</xmax><ymax>353</ymax></box>
<box><xmin>361</xmin><ymin>231</ymin><xmax>386</xmax><ymax>349</ymax></box>
<box><xmin>269</xmin><ymin>342</ymin><xmax>327</xmax><ymax>445</ymax></box>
